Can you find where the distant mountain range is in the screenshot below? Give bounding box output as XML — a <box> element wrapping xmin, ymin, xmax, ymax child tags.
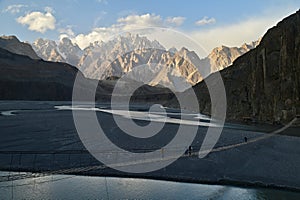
<box><xmin>1</xmin><ymin>9</ymin><xmax>298</xmax><ymax>124</ymax></box>
<box><xmin>0</xmin><ymin>37</ymin><xmax>173</xmax><ymax>102</ymax></box>
<box><xmin>31</xmin><ymin>33</ymin><xmax>259</xmax><ymax>91</ymax></box>
<box><xmin>206</xmin><ymin>40</ymin><xmax>261</xmax><ymax>72</ymax></box>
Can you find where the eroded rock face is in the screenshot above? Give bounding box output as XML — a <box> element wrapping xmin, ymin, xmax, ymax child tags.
<box><xmin>191</xmin><ymin>10</ymin><xmax>300</xmax><ymax>124</ymax></box>
<box><xmin>32</xmin><ymin>38</ymin><xmax>67</xmax><ymax>63</ymax></box>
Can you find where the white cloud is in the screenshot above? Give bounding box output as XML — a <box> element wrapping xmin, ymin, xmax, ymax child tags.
<box><xmin>72</xmin><ymin>25</ymin><xmax>121</xmax><ymax>48</ymax></box>
<box><xmin>71</xmin><ymin>13</ymin><xmax>186</xmax><ymax>49</ymax></box>
<box><xmin>16</xmin><ymin>10</ymin><xmax>56</xmax><ymax>33</ymax></box>
<box><xmin>3</xmin><ymin>4</ymin><xmax>27</xmax><ymax>14</ymax></box>
<box><xmin>59</xmin><ymin>28</ymin><xmax>75</xmax><ymax>36</ymax></box>
<box><xmin>58</xmin><ymin>26</ymin><xmax>75</xmax><ymax>40</ymax></box>
<box><xmin>67</xmin><ymin>7</ymin><xmax>298</xmax><ymax>56</ymax></box>
<box><xmin>195</xmin><ymin>16</ymin><xmax>216</xmax><ymax>26</ymax></box>
<box><xmin>165</xmin><ymin>16</ymin><xmax>186</xmax><ymax>26</ymax></box>
<box><xmin>117</xmin><ymin>13</ymin><xmax>164</xmax><ymax>30</ymax></box>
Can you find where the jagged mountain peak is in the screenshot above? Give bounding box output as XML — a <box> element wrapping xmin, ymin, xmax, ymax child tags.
<box><xmin>31</xmin><ymin>33</ymin><xmax>259</xmax><ymax>91</ymax></box>
<box><xmin>208</xmin><ymin>40</ymin><xmax>261</xmax><ymax>72</ymax></box>
<box><xmin>168</xmin><ymin>47</ymin><xmax>178</xmax><ymax>53</ymax></box>
<box><xmin>32</xmin><ymin>38</ymin><xmax>65</xmax><ymax>62</ymax></box>
<box><xmin>60</xmin><ymin>37</ymin><xmax>76</xmax><ymax>47</ymax></box>
<box><xmin>32</xmin><ymin>37</ymin><xmax>84</xmax><ymax>66</ymax></box>
<box><xmin>179</xmin><ymin>47</ymin><xmax>189</xmax><ymax>53</ymax></box>
<box><xmin>33</xmin><ymin>38</ymin><xmax>56</xmax><ymax>46</ymax></box>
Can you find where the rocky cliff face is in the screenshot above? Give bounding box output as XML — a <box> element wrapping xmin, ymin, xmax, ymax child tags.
<box><xmin>32</xmin><ymin>33</ymin><xmax>258</xmax><ymax>92</ymax></box>
<box><xmin>191</xmin><ymin>10</ymin><xmax>300</xmax><ymax>124</ymax></box>
<box><xmin>58</xmin><ymin>37</ymin><xmax>84</xmax><ymax>67</ymax></box>
<box><xmin>32</xmin><ymin>38</ymin><xmax>65</xmax><ymax>62</ymax></box>
<box><xmin>0</xmin><ymin>35</ymin><xmax>40</xmax><ymax>60</ymax></box>
<box><xmin>99</xmin><ymin>47</ymin><xmax>204</xmax><ymax>92</ymax></box>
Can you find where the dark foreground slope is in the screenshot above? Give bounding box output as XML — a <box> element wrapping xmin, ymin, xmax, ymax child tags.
<box><xmin>0</xmin><ymin>45</ymin><xmax>174</xmax><ymax>102</ymax></box>
<box><xmin>191</xmin><ymin>9</ymin><xmax>300</xmax><ymax>124</ymax></box>
<box><xmin>0</xmin><ymin>47</ymin><xmax>86</xmax><ymax>100</ymax></box>
<box><xmin>0</xmin><ymin>35</ymin><xmax>40</xmax><ymax>60</ymax></box>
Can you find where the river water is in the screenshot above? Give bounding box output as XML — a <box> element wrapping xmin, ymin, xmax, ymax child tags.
<box><xmin>0</xmin><ymin>172</ymin><xmax>299</xmax><ymax>200</ymax></box>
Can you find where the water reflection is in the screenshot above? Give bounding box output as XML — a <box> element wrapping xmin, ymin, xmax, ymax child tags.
<box><xmin>0</xmin><ymin>172</ymin><xmax>299</xmax><ymax>200</ymax></box>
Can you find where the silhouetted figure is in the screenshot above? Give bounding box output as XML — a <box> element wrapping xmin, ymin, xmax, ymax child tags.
<box><xmin>244</xmin><ymin>137</ymin><xmax>248</xmax><ymax>143</ymax></box>
<box><xmin>188</xmin><ymin>146</ymin><xmax>193</xmax><ymax>156</ymax></box>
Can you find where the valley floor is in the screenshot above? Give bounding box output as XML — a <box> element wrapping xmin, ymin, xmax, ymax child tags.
<box><xmin>0</xmin><ymin>101</ymin><xmax>300</xmax><ymax>191</ymax></box>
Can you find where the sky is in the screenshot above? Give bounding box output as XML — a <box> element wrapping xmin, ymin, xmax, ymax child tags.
<box><xmin>0</xmin><ymin>0</ymin><xmax>299</xmax><ymax>57</ymax></box>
